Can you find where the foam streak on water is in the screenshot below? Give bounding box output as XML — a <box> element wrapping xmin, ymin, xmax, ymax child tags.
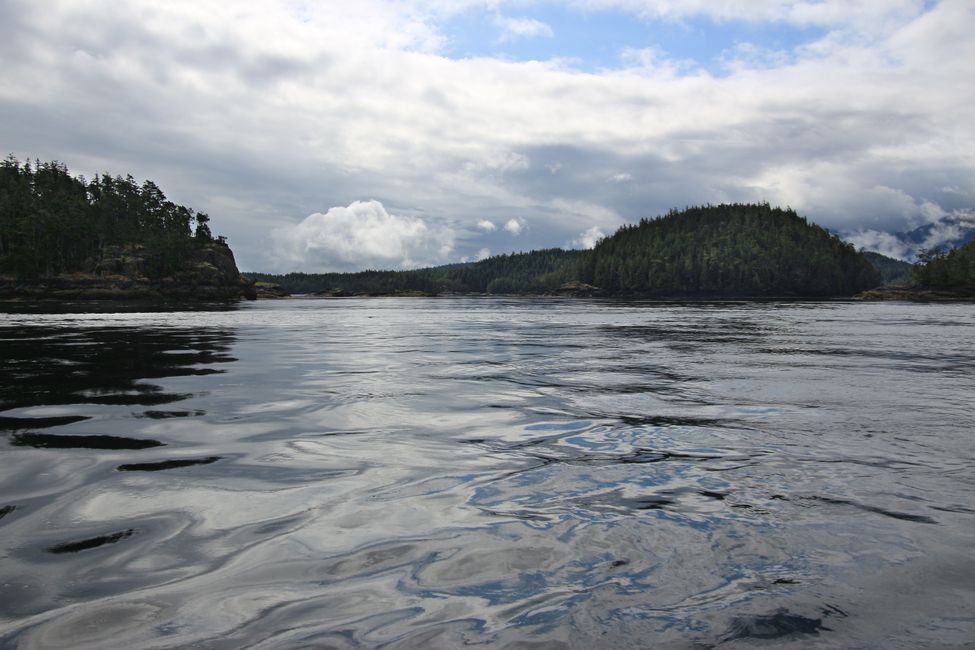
<box><xmin>1</xmin><ymin>298</ymin><xmax>973</xmax><ymax>649</ymax></box>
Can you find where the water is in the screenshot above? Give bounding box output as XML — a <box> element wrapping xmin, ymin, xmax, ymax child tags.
<box><xmin>1</xmin><ymin>298</ymin><xmax>973</xmax><ymax>649</ymax></box>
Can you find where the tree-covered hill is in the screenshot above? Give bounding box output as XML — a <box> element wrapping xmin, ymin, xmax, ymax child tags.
<box><xmin>253</xmin><ymin>204</ymin><xmax>882</xmax><ymax>297</ymax></box>
<box><xmin>1</xmin><ymin>156</ymin><xmax>216</xmax><ymax>279</ymax></box>
<box><xmin>0</xmin><ymin>156</ymin><xmax>251</xmax><ymax>300</ymax></box>
<box><xmin>575</xmin><ymin>204</ymin><xmax>880</xmax><ymax>296</ymax></box>
<box><xmin>913</xmin><ymin>240</ymin><xmax>975</xmax><ymax>290</ymax></box>
<box><xmin>861</xmin><ymin>252</ymin><xmax>913</xmax><ymax>285</ymax></box>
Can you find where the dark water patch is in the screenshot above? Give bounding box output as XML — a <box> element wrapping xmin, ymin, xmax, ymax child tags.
<box><xmin>10</xmin><ymin>432</ymin><xmax>164</xmax><ymax>450</ymax></box>
<box><xmin>698</xmin><ymin>490</ymin><xmax>727</xmax><ymax>500</ymax></box>
<box><xmin>930</xmin><ymin>504</ymin><xmax>975</xmax><ymax>515</ymax></box>
<box><xmin>619</xmin><ymin>414</ymin><xmax>744</xmax><ymax>429</ymax></box>
<box><xmin>804</xmin><ymin>456</ymin><xmax>928</xmax><ymax>470</ymax></box>
<box><xmin>618</xmin><ymin>448</ymin><xmax>730</xmax><ymax>464</ymax></box>
<box><xmin>723</xmin><ymin>608</ymin><xmax>829</xmax><ymax>641</ymax></box>
<box><xmin>135</xmin><ymin>409</ymin><xmax>207</xmax><ymax>419</ymax></box>
<box><xmin>0</xmin><ymin>415</ymin><xmax>90</xmax><ymax>430</ymax></box>
<box><xmin>81</xmin><ymin>391</ymin><xmax>194</xmax><ymax>406</ymax></box>
<box><xmin>602</xmin><ymin>322</ymin><xmax>774</xmax><ymax>344</ymax></box>
<box><xmin>612</xmin><ymin>495</ymin><xmax>676</xmax><ymax>511</ymax></box>
<box><xmin>805</xmin><ymin>496</ymin><xmax>938</xmax><ymax>524</ymax></box>
<box><xmin>47</xmin><ymin>529</ymin><xmax>136</xmax><ymax>554</ymax></box>
<box><xmin>117</xmin><ymin>456</ymin><xmax>221</xmax><ymax>472</ymax></box>
<box><xmin>0</xmin><ymin>326</ymin><xmax>236</xmax><ymax>410</ymax></box>
<box><xmin>0</xmin><ymin>301</ymin><xmax>243</xmax><ymax>315</ymax></box>
<box><xmin>760</xmin><ymin>345</ymin><xmax>975</xmax><ymax>373</ymax></box>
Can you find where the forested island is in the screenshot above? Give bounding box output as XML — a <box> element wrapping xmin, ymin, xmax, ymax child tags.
<box><xmin>0</xmin><ymin>157</ymin><xmax>253</xmax><ymax>300</ymax></box>
<box><xmin>252</xmin><ymin>204</ymin><xmax>885</xmax><ymax>298</ymax></box>
<box><xmin>3</xmin><ymin>157</ymin><xmax>971</xmax><ymax>302</ymax></box>
<box><xmin>858</xmin><ymin>240</ymin><xmax>975</xmax><ymax>301</ymax></box>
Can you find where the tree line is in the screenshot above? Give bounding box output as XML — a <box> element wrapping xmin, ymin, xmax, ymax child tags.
<box><xmin>255</xmin><ymin>204</ymin><xmax>885</xmax><ymax>296</ymax></box>
<box><xmin>0</xmin><ymin>156</ymin><xmax>215</xmax><ymax>279</ymax></box>
<box><xmin>913</xmin><ymin>241</ymin><xmax>975</xmax><ymax>289</ymax></box>
<box><xmin>247</xmin><ymin>248</ymin><xmax>582</xmax><ymax>295</ymax></box>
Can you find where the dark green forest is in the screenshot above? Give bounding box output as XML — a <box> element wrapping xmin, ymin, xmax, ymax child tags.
<box><xmin>913</xmin><ymin>240</ymin><xmax>975</xmax><ymax>289</ymax></box>
<box><xmin>861</xmin><ymin>252</ymin><xmax>912</xmax><ymax>285</ymax></box>
<box><xmin>248</xmin><ymin>248</ymin><xmax>583</xmax><ymax>295</ymax></box>
<box><xmin>254</xmin><ymin>204</ymin><xmax>883</xmax><ymax>297</ymax></box>
<box><xmin>576</xmin><ymin>204</ymin><xmax>879</xmax><ymax>295</ymax></box>
<box><xmin>0</xmin><ymin>156</ymin><xmax>215</xmax><ymax>279</ymax></box>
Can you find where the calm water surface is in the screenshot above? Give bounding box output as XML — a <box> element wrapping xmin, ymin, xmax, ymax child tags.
<box><xmin>1</xmin><ymin>298</ymin><xmax>973</xmax><ymax>649</ymax></box>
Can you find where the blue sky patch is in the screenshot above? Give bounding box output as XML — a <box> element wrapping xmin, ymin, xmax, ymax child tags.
<box><xmin>440</xmin><ymin>5</ymin><xmax>827</xmax><ymax>75</ymax></box>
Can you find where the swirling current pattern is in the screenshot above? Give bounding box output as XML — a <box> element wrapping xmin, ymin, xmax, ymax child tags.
<box><xmin>0</xmin><ymin>298</ymin><xmax>973</xmax><ymax>649</ymax></box>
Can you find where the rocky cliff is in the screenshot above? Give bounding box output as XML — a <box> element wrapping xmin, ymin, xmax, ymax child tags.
<box><xmin>0</xmin><ymin>241</ymin><xmax>256</xmax><ymax>301</ymax></box>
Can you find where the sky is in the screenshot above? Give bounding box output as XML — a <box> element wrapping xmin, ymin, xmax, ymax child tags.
<box><xmin>1</xmin><ymin>0</ymin><xmax>973</xmax><ymax>271</ymax></box>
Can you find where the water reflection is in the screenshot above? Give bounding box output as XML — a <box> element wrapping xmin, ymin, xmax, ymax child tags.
<box><xmin>10</xmin><ymin>433</ymin><xmax>164</xmax><ymax>450</ymax></box>
<box><xmin>0</xmin><ymin>299</ymin><xmax>973</xmax><ymax>649</ymax></box>
<box><xmin>0</xmin><ymin>326</ymin><xmax>237</xmax><ymax>411</ymax></box>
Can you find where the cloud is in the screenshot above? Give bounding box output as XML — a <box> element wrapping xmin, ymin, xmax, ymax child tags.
<box><xmin>476</xmin><ymin>219</ymin><xmax>497</xmax><ymax>232</ymax></box>
<box><xmin>845</xmin><ymin>207</ymin><xmax>975</xmax><ymax>260</ymax></box>
<box><xmin>843</xmin><ymin>229</ymin><xmax>914</xmax><ymax>261</ymax></box>
<box><xmin>0</xmin><ymin>1</ymin><xmax>972</xmax><ymax>270</ymax></box>
<box><xmin>504</xmin><ymin>217</ymin><xmax>526</xmax><ymax>235</ymax></box>
<box><xmin>271</xmin><ymin>200</ymin><xmax>455</xmax><ymax>272</ymax></box>
<box><xmin>461</xmin><ymin>247</ymin><xmax>492</xmax><ymax>263</ymax></box>
<box><xmin>494</xmin><ymin>15</ymin><xmax>554</xmax><ymax>40</ymax></box>
<box><xmin>572</xmin><ymin>226</ymin><xmax>605</xmax><ymax>249</ymax></box>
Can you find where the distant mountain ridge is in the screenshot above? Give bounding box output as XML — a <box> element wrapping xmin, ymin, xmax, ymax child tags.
<box><xmin>896</xmin><ymin>217</ymin><xmax>975</xmax><ymax>253</ymax></box>
<box><xmin>847</xmin><ymin>213</ymin><xmax>975</xmax><ymax>261</ymax></box>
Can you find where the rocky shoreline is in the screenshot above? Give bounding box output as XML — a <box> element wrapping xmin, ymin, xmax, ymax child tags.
<box><xmin>855</xmin><ymin>286</ymin><xmax>975</xmax><ymax>302</ymax></box>
<box><xmin>0</xmin><ymin>242</ymin><xmax>256</xmax><ymax>301</ymax></box>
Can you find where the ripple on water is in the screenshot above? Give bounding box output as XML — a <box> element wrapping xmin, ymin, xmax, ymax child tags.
<box><xmin>1</xmin><ymin>299</ymin><xmax>974</xmax><ymax>648</ymax></box>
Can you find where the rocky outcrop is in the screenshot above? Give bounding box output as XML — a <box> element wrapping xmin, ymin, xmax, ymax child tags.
<box><xmin>0</xmin><ymin>241</ymin><xmax>255</xmax><ymax>301</ymax></box>
<box><xmin>253</xmin><ymin>281</ymin><xmax>290</xmax><ymax>299</ymax></box>
<box><xmin>311</xmin><ymin>288</ymin><xmax>353</xmax><ymax>297</ymax></box>
<box><xmin>554</xmin><ymin>281</ymin><xmax>601</xmax><ymax>297</ymax></box>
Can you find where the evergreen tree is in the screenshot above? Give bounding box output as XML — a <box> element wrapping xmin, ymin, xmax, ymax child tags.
<box><xmin>0</xmin><ymin>156</ymin><xmax>224</xmax><ymax>279</ymax></box>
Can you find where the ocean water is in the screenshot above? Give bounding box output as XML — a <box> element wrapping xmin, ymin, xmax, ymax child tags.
<box><xmin>1</xmin><ymin>298</ymin><xmax>973</xmax><ymax>649</ymax></box>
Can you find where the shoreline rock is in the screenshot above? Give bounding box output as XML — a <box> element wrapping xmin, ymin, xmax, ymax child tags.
<box><xmin>0</xmin><ymin>242</ymin><xmax>256</xmax><ymax>302</ymax></box>
<box><xmin>855</xmin><ymin>286</ymin><xmax>975</xmax><ymax>302</ymax></box>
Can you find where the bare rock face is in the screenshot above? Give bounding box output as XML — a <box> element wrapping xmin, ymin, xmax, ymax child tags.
<box><xmin>555</xmin><ymin>281</ymin><xmax>601</xmax><ymax>297</ymax></box>
<box><xmin>89</xmin><ymin>244</ymin><xmax>150</xmax><ymax>278</ymax></box>
<box><xmin>253</xmin><ymin>281</ymin><xmax>290</xmax><ymax>299</ymax></box>
<box><xmin>156</xmin><ymin>241</ymin><xmax>255</xmax><ymax>300</ymax></box>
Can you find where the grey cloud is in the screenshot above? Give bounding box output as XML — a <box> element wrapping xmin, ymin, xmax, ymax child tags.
<box><xmin>2</xmin><ymin>1</ymin><xmax>972</xmax><ymax>272</ymax></box>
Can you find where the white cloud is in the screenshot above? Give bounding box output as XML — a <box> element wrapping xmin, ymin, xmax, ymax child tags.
<box><xmin>477</xmin><ymin>219</ymin><xmax>497</xmax><ymax>231</ymax></box>
<box><xmin>919</xmin><ymin>199</ymin><xmax>947</xmax><ymax>224</ymax></box>
<box><xmin>845</xmin><ymin>207</ymin><xmax>975</xmax><ymax>260</ymax></box>
<box><xmin>572</xmin><ymin>226</ymin><xmax>606</xmax><ymax>249</ymax></box>
<box><xmin>610</xmin><ymin>172</ymin><xmax>633</xmax><ymax>183</ymax></box>
<box><xmin>460</xmin><ymin>247</ymin><xmax>492</xmax><ymax>263</ymax></box>
<box><xmin>504</xmin><ymin>217</ymin><xmax>526</xmax><ymax>235</ymax></box>
<box><xmin>271</xmin><ymin>200</ymin><xmax>454</xmax><ymax>272</ymax></box>
<box><xmin>0</xmin><ymin>0</ymin><xmax>972</xmax><ymax>269</ymax></box>
<box><xmin>844</xmin><ymin>229</ymin><xmax>914</xmax><ymax>260</ymax></box>
<box><xmin>494</xmin><ymin>15</ymin><xmax>554</xmax><ymax>40</ymax></box>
